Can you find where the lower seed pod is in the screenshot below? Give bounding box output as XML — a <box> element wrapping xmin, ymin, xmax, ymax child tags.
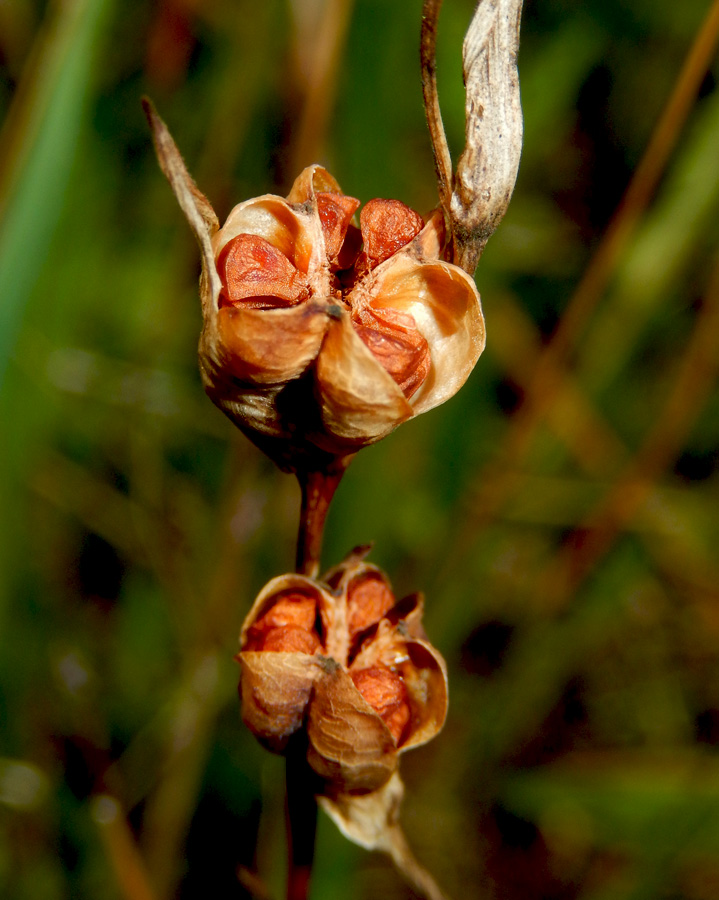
<box><xmin>237</xmin><ymin>548</ymin><xmax>448</xmax><ymax>791</ymax></box>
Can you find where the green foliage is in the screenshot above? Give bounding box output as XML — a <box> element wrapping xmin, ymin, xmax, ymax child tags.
<box><xmin>1</xmin><ymin>0</ymin><xmax>719</xmax><ymax>898</ymax></box>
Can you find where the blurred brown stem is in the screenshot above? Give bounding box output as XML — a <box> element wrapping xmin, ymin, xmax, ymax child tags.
<box><xmin>92</xmin><ymin>794</ymin><xmax>159</xmax><ymax>900</ymax></box>
<box><xmin>288</xmin><ymin>0</ymin><xmax>355</xmax><ymax>176</ymax></box>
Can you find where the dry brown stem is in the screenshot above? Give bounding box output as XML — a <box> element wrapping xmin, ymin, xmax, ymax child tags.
<box><xmin>295</xmin><ymin>457</ymin><xmax>353</xmax><ymax>577</ymax></box>
<box><xmin>421</xmin><ymin>0</ymin><xmax>453</xmax><ymax>216</ymax></box>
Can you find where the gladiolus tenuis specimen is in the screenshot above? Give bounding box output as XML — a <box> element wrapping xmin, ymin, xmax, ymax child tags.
<box><xmin>143</xmin><ymin>101</ymin><xmax>484</xmax><ymax>471</ymax></box>
<box><xmin>238</xmin><ymin>549</ymin><xmax>448</xmax><ymax>794</ymax></box>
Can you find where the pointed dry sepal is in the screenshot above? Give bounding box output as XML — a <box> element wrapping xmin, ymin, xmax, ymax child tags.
<box><xmin>142</xmin><ymin>98</ymin><xmax>221</xmax><ymax>317</ymax></box>
<box><xmin>421</xmin><ymin>0</ymin><xmax>524</xmax><ymax>276</ymax></box>
<box><xmin>320</xmin><ymin>772</ymin><xmax>452</xmax><ymax>900</ymax></box>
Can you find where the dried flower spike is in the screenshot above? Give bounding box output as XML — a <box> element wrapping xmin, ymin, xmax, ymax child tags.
<box><xmin>237</xmin><ymin>549</ymin><xmax>448</xmax><ymax>792</ymax></box>
<box><xmin>143</xmin><ymin>99</ymin><xmax>485</xmax><ymax>471</ymax></box>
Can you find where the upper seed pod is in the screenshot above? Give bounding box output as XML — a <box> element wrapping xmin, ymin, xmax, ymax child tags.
<box><xmin>237</xmin><ymin>548</ymin><xmax>448</xmax><ymax>792</ymax></box>
<box><xmin>144</xmin><ymin>100</ymin><xmax>484</xmax><ymax>470</ymax></box>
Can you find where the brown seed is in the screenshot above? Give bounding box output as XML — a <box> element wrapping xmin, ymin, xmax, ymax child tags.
<box><xmin>347</xmin><ymin>576</ymin><xmax>395</xmax><ymax>639</ymax></box>
<box><xmin>316</xmin><ymin>192</ymin><xmax>360</xmax><ymax>267</ymax></box>
<box><xmin>250</xmin><ymin>625</ymin><xmax>322</xmax><ymax>654</ymax></box>
<box><xmin>351</xmin><ymin>304</ymin><xmax>431</xmax><ymax>399</ymax></box>
<box><xmin>244</xmin><ymin>594</ymin><xmax>320</xmax><ymax>651</ymax></box>
<box><xmin>350</xmin><ymin>665</ymin><xmax>411</xmax><ymax>743</ymax></box>
<box><xmin>360</xmin><ymin>198</ymin><xmax>424</xmax><ymax>268</ymax></box>
<box><xmin>217</xmin><ymin>233</ymin><xmax>309</xmax><ymax>308</ymax></box>
<box><xmin>253</xmin><ymin>594</ymin><xmax>317</xmax><ymax>632</ymax></box>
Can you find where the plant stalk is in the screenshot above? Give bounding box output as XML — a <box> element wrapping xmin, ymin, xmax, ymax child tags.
<box><xmin>294</xmin><ymin>455</ymin><xmax>352</xmax><ymax>578</ymax></box>
<box><xmin>286</xmin><ymin>453</ymin><xmax>352</xmax><ymax>899</ymax></box>
<box><xmin>285</xmin><ymin>734</ymin><xmax>321</xmax><ymax>900</ymax></box>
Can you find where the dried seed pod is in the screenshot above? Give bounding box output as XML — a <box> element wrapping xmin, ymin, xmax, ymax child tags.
<box><xmin>237</xmin><ymin>548</ymin><xmax>448</xmax><ymax>792</ymax></box>
<box><xmin>144</xmin><ymin>100</ymin><xmax>485</xmax><ymax>470</ymax></box>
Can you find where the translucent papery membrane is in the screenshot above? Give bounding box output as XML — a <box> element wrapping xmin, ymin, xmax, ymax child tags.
<box><xmin>212</xmin><ymin>196</ymin><xmax>317</xmax><ymax>275</ymax></box>
<box><xmin>314</xmin><ymin>313</ymin><xmax>413</xmax><ymax>450</ymax></box>
<box><xmin>353</xmin><ymin>252</ymin><xmax>486</xmax><ymax>415</ymax></box>
<box><xmin>238</xmin><ymin>575</ymin><xmax>328</xmax><ymax>751</ymax></box>
<box><xmin>397</xmin><ymin>640</ymin><xmax>449</xmax><ymax>751</ymax></box>
<box><xmin>239</xmin><ymin>651</ymin><xmax>319</xmax><ymax>752</ymax></box>
<box><xmin>350</xmin><ymin>623</ymin><xmax>447</xmax><ymax>750</ymax></box>
<box><xmin>305</xmin><ymin>640</ymin><xmax>447</xmax><ymax>791</ymax></box>
<box><xmin>307</xmin><ymin>663</ymin><xmax>400</xmax><ymax>793</ymax></box>
<box><xmin>286</xmin><ymin>164</ymin><xmax>344</xmax><ymax>204</ymax></box>
<box><xmin>321</xmin><ymin>546</ymin><xmax>376</xmax><ymax>591</ymax></box>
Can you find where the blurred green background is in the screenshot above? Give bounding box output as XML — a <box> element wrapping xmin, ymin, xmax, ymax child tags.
<box><xmin>2</xmin><ymin>0</ymin><xmax>719</xmax><ymax>898</ymax></box>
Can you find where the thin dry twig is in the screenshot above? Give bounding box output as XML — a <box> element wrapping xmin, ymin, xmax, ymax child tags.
<box><xmin>421</xmin><ymin>0</ymin><xmax>453</xmax><ymax>216</ymax></box>
<box><xmin>421</xmin><ymin>0</ymin><xmax>524</xmax><ymax>274</ymax></box>
<box><xmin>320</xmin><ymin>773</ymin><xmax>452</xmax><ymax>900</ymax></box>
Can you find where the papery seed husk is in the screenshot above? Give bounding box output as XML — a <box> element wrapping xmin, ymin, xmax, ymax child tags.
<box><xmin>240</xmin><ymin>575</ymin><xmax>325</xmax><ymax>645</ymax></box>
<box><xmin>399</xmin><ymin>641</ymin><xmax>448</xmax><ymax>750</ymax></box>
<box><xmin>318</xmin><ymin>769</ymin><xmax>405</xmax><ymax>849</ymax></box>
<box><xmin>322</xmin><ymin>547</ymin><xmax>377</xmax><ymax>591</ymax></box>
<box><xmin>213</xmin><ymin>195</ymin><xmax>317</xmax><ymax>274</ymax></box>
<box><xmin>199</xmin><ymin>374</ymin><xmax>287</xmax><ymax>440</ymax></box>
<box><xmin>206</xmin><ymin>301</ymin><xmax>330</xmax><ymax>385</ymax></box>
<box><xmin>314</xmin><ymin>312</ymin><xmax>413</xmax><ymax>450</ymax></box>
<box><xmin>321</xmin><ymin>557</ymin><xmax>391</xmax><ymax>664</ymax></box>
<box><xmin>239</xmin><ymin>651</ymin><xmax>320</xmax><ymax>752</ymax></box>
<box><xmin>307</xmin><ymin>663</ymin><xmax>398</xmax><ymax>792</ymax></box>
<box><xmin>450</xmin><ymin>0</ymin><xmax>523</xmax><ymax>274</ymax></box>
<box><xmin>285</xmin><ymin>164</ymin><xmax>344</xmax><ymax>205</ymax></box>
<box><xmin>349</xmin><ymin>625</ymin><xmax>448</xmax><ymax>753</ymax></box>
<box><xmin>238</xmin><ymin>576</ymin><xmax>328</xmax><ymax>750</ymax></box>
<box><xmin>350</xmin><ymin>251</ymin><xmax>485</xmax><ymax>417</ymax></box>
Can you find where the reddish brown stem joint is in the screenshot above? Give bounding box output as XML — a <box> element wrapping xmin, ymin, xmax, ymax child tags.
<box><xmin>295</xmin><ymin>455</ymin><xmax>353</xmax><ymax>578</ymax></box>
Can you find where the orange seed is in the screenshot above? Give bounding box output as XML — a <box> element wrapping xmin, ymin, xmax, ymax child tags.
<box><xmin>350</xmin><ymin>665</ymin><xmax>411</xmax><ymax>743</ymax></box>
